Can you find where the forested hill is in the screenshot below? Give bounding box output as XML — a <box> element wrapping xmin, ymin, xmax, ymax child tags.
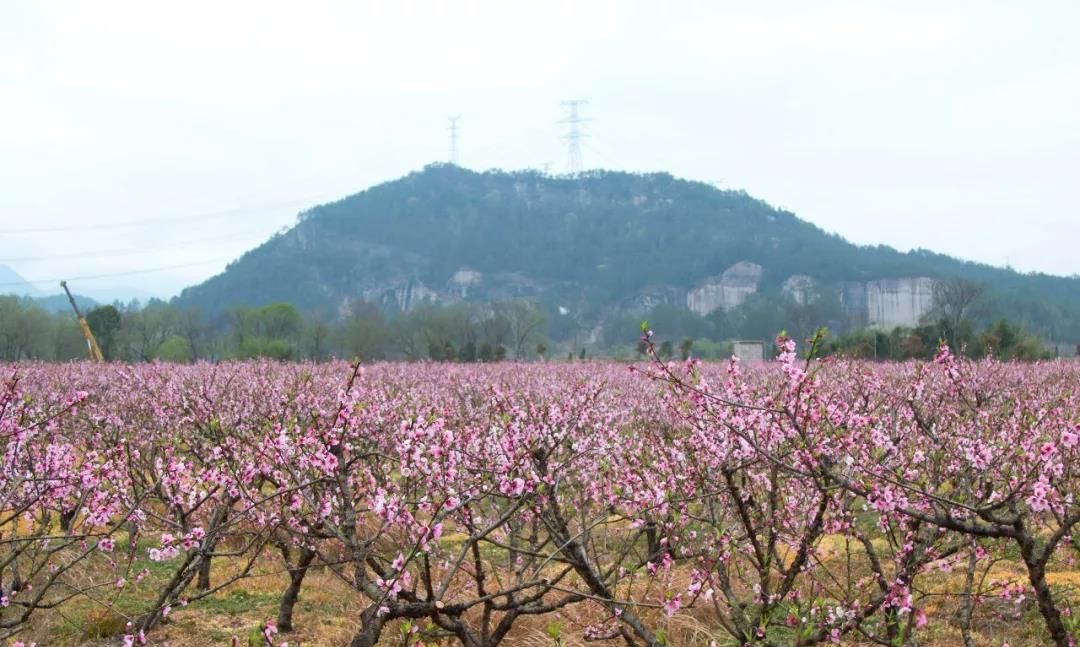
<box><xmin>176</xmin><ymin>165</ymin><xmax>1080</xmax><ymax>340</ymax></box>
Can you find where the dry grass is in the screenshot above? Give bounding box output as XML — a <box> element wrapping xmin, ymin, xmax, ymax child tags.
<box><xmin>12</xmin><ymin>533</ymin><xmax>1080</xmax><ymax>646</ymax></box>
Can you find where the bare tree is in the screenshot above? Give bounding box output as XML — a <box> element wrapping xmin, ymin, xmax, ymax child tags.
<box><xmin>493</xmin><ymin>300</ymin><xmax>547</xmax><ymax>360</ymax></box>
<box><xmin>927</xmin><ymin>278</ymin><xmax>983</xmax><ymax>349</ymax></box>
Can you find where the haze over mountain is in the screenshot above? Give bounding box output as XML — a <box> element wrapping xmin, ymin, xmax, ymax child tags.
<box><xmin>4</xmin><ymin>3</ymin><xmax>1080</xmax><ymax>297</ymax></box>
<box><xmin>0</xmin><ymin>264</ymin><xmax>99</xmax><ymax>313</ymax></box>
<box><xmin>0</xmin><ymin>265</ymin><xmax>44</xmax><ymax>298</ymax></box>
<box><xmin>0</xmin><ymin>264</ymin><xmax>159</xmax><ymax>308</ymax></box>
<box><xmin>178</xmin><ymin>166</ymin><xmax>1080</xmax><ymax>342</ymax></box>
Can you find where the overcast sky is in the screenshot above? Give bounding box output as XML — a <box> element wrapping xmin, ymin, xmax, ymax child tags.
<box><xmin>2</xmin><ymin>0</ymin><xmax>1078</xmax><ymax>300</ymax></box>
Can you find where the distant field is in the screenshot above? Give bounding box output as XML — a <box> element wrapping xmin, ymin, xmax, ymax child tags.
<box><xmin>3</xmin><ymin>352</ymin><xmax>1079</xmax><ymax>646</ymax></box>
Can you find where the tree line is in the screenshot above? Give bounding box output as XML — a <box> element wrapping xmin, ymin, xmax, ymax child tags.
<box><xmin>0</xmin><ymin>295</ymin><xmax>551</xmax><ymax>363</ymax></box>
<box><xmin>0</xmin><ymin>277</ymin><xmax>1062</xmax><ymax>363</ymax></box>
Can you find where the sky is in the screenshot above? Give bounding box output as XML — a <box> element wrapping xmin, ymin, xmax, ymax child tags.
<box><xmin>1</xmin><ymin>0</ymin><xmax>1078</xmax><ymax>300</ymax></box>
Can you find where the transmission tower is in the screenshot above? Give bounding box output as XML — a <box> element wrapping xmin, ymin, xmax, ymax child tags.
<box><xmin>559</xmin><ymin>100</ymin><xmax>589</xmax><ymax>174</ymax></box>
<box><xmin>447</xmin><ymin>114</ymin><xmax>462</xmax><ymax>166</ymax></box>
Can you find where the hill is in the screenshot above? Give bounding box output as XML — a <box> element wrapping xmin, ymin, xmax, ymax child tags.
<box><xmin>0</xmin><ymin>265</ymin><xmax>99</xmax><ymax>313</ymax></box>
<box><xmin>0</xmin><ymin>264</ymin><xmax>45</xmax><ymax>298</ymax></box>
<box><xmin>32</xmin><ymin>293</ymin><xmax>99</xmax><ymax>315</ymax></box>
<box><xmin>177</xmin><ymin>165</ymin><xmax>1080</xmax><ymax>342</ymax></box>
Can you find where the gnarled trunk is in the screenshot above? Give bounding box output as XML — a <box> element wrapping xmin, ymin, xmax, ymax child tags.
<box><xmin>348</xmin><ymin>604</ymin><xmax>387</xmax><ymax>647</ymax></box>
<box><xmin>277</xmin><ymin>546</ymin><xmax>316</xmax><ymax>632</ymax></box>
<box><xmin>1017</xmin><ymin>531</ymin><xmax>1068</xmax><ymax>647</ymax></box>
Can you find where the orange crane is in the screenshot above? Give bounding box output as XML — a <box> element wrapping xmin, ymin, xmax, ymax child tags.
<box><xmin>60</xmin><ymin>280</ymin><xmax>105</xmax><ymax>362</ymax></box>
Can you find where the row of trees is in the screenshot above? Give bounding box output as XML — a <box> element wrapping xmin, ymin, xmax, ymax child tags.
<box><xmin>626</xmin><ymin>279</ymin><xmax>1060</xmax><ymax>362</ymax></box>
<box><xmin>627</xmin><ymin>316</ymin><xmax>1053</xmax><ymax>364</ymax></box>
<box><xmin>817</xmin><ymin>318</ymin><xmax>1053</xmax><ymax>361</ymax></box>
<box><xmin>7</xmin><ymin>346</ymin><xmax>1080</xmax><ymax>646</ymax></box>
<box><xmin>815</xmin><ymin>280</ymin><xmax>1053</xmax><ymax>360</ymax></box>
<box><xmin>0</xmin><ymin>276</ymin><xmax>1060</xmax><ymax>363</ymax></box>
<box><xmin>0</xmin><ymin>296</ymin><xmax>552</xmax><ymax>363</ymax></box>
<box><xmin>603</xmin><ymin>292</ymin><xmax>846</xmax><ymax>352</ymax></box>
<box><xmin>0</xmin><ymin>296</ymin><xmax>214</xmax><ymax>363</ymax></box>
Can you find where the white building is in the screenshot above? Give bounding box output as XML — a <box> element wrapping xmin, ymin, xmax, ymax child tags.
<box><xmin>733</xmin><ymin>340</ymin><xmax>766</xmax><ymax>363</ymax></box>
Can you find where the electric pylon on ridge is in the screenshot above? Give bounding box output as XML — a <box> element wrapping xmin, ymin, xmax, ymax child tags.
<box><xmin>559</xmin><ymin>100</ymin><xmax>589</xmax><ymax>175</ymax></box>
<box><xmin>447</xmin><ymin>114</ymin><xmax>462</xmax><ymax>166</ymax></box>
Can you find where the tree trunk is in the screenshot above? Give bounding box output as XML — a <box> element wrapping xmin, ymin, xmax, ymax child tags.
<box><xmin>277</xmin><ymin>546</ymin><xmax>316</xmax><ymax>632</ymax></box>
<box><xmin>59</xmin><ymin>507</ymin><xmax>78</xmax><ymax>534</ymax></box>
<box><xmin>196</xmin><ymin>508</ymin><xmax>230</xmax><ymax>591</ymax></box>
<box><xmin>959</xmin><ymin>550</ymin><xmax>977</xmax><ymax>647</ymax></box>
<box><xmin>348</xmin><ymin>604</ymin><xmax>387</xmax><ymax>647</ymax></box>
<box><xmin>1017</xmin><ymin>534</ymin><xmax>1069</xmax><ymax>647</ymax></box>
<box><xmin>196</xmin><ymin>555</ymin><xmax>212</xmax><ymax>591</ymax></box>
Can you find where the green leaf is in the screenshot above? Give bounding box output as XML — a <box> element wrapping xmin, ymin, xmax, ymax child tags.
<box><xmin>546</xmin><ymin>621</ymin><xmax>564</xmax><ymax>642</ymax></box>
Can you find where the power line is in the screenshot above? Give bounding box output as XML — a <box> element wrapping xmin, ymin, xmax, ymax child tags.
<box><xmin>0</xmin><ymin>193</ymin><xmax>332</xmax><ymax>234</ymax></box>
<box><xmin>582</xmin><ymin>141</ymin><xmax>612</xmax><ymax>167</ymax></box>
<box><xmin>447</xmin><ymin>114</ymin><xmax>462</xmax><ymax>166</ymax></box>
<box><xmin>0</xmin><ymin>258</ymin><xmax>230</xmax><ymax>288</ymax></box>
<box><xmin>0</xmin><ymin>232</ymin><xmax>265</xmax><ymax>264</ymax></box>
<box><xmin>559</xmin><ymin>99</ymin><xmax>589</xmax><ymax>175</ymax></box>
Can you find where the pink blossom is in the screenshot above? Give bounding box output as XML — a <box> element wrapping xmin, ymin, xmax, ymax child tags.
<box><xmin>1063</xmin><ymin>430</ymin><xmax>1078</xmax><ymax>449</ymax></box>
<box><xmin>662</xmin><ymin>594</ymin><xmax>682</xmax><ymax>618</ymax></box>
<box><xmin>915</xmin><ymin>608</ymin><xmax>928</xmax><ymax>628</ymax></box>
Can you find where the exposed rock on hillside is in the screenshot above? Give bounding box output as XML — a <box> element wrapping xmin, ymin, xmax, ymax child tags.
<box><xmin>782</xmin><ymin>275</ymin><xmax>818</xmax><ymax>305</ymax></box>
<box><xmin>687</xmin><ymin>262</ymin><xmax>764</xmax><ymax>315</ymax></box>
<box><xmin>866</xmin><ymin>277</ymin><xmax>936</xmax><ymax>328</ymax></box>
<box><xmin>838</xmin><ymin>278</ymin><xmax>937</xmax><ymax>328</ymax></box>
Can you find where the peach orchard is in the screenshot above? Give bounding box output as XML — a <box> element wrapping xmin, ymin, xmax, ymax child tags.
<box><xmin>2</xmin><ymin>338</ymin><xmax>1080</xmax><ymax>646</ymax></box>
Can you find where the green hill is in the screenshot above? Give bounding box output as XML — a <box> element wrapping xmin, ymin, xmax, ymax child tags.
<box><xmin>176</xmin><ymin>165</ymin><xmax>1080</xmax><ymax>342</ymax></box>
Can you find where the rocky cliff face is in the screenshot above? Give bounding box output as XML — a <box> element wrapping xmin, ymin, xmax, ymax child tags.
<box><xmin>346</xmin><ymin>268</ymin><xmax>554</xmax><ymax>315</ymax></box>
<box><xmin>865</xmin><ymin>277</ymin><xmax>936</xmax><ymax>328</ymax></box>
<box><xmin>447</xmin><ymin>268</ymin><xmax>483</xmax><ymax>298</ymax></box>
<box><xmin>687</xmin><ymin>262</ymin><xmax>764</xmax><ymax>315</ymax></box>
<box><xmin>643</xmin><ymin>263</ymin><xmax>935</xmax><ymax>327</ymax></box>
<box><xmin>782</xmin><ymin>275</ymin><xmax>818</xmax><ymax>305</ymax></box>
<box><xmin>376</xmin><ymin>278</ymin><xmax>440</xmax><ymax>312</ymax></box>
<box><xmin>837</xmin><ymin>277</ymin><xmax>936</xmax><ymax>328</ymax></box>
<box><xmin>336</xmin><ymin>260</ymin><xmax>936</xmax><ymax>331</ymax></box>
<box><xmin>626</xmin><ymin>286</ymin><xmax>686</xmax><ymax>315</ymax></box>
